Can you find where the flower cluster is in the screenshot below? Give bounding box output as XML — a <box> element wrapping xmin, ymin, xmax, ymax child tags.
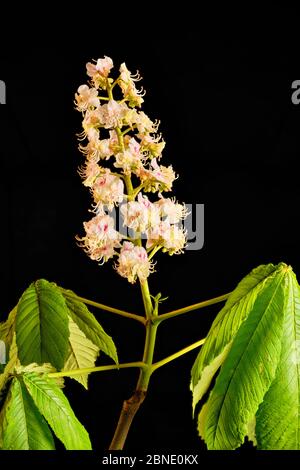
<box><xmin>75</xmin><ymin>56</ymin><xmax>188</xmax><ymax>283</ymax></box>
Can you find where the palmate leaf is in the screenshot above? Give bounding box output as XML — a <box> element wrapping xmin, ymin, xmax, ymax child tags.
<box><xmin>16</xmin><ymin>280</ymin><xmax>69</xmax><ymax>370</ymax></box>
<box><xmin>191</xmin><ymin>263</ymin><xmax>285</xmax><ymax>412</ymax></box>
<box><xmin>255</xmin><ymin>270</ymin><xmax>300</xmax><ymax>449</ymax></box>
<box><xmin>199</xmin><ymin>264</ymin><xmax>288</xmax><ymax>449</ymax></box>
<box><xmin>63</xmin><ymin>317</ymin><xmax>99</xmax><ymax>389</ymax></box>
<box><xmin>0</xmin><ymin>378</ymin><xmax>55</xmax><ymax>450</ymax></box>
<box><xmin>61</xmin><ymin>288</ymin><xmax>118</xmax><ymax>364</ymax></box>
<box><xmin>23</xmin><ymin>372</ymin><xmax>92</xmax><ymax>450</ymax></box>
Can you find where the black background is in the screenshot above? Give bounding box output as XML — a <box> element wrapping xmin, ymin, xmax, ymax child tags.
<box><xmin>1</xmin><ymin>22</ymin><xmax>300</xmax><ymax>463</ymax></box>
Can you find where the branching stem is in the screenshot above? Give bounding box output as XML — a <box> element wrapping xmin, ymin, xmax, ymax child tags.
<box><xmin>61</xmin><ymin>290</ymin><xmax>145</xmax><ymax>325</ymax></box>
<box><xmin>152</xmin><ymin>338</ymin><xmax>206</xmax><ymax>371</ymax></box>
<box><xmin>49</xmin><ymin>362</ymin><xmax>145</xmax><ymax>379</ymax></box>
<box><xmin>152</xmin><ymin>293</ymin><xmax>230</xmax><ymax>323</ymax></box>
<box><xmin>48</xmin><ymin>338</ymin><xmax>206</xmax><ymax>379</ymax></box>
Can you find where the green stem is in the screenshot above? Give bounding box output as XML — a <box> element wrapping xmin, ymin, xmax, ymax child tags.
<box><xmin>109</xmin><ymin>280</ymin><xmax>157</xmax><ymax>451</ymax></box>
<box><xmin>111</xmin><ymin>79</ymin><xmax>119</xmax><ymax>90</ymax></box>
<box><xmin>152</xmin><ymin>293</ymin><xmax>230</xmax><ymax>323</ymax></box>
<box><xmin>115</xmin><ymin>126</ymin><xmax>125</xmax><ymax>151</ymax></box>
<box><xmin>61</xmin><ymin>291</ymin><xmax>145</xmax><ymax>325</ymax></box>
<box><xmin>139</xmin><ymin>280</ymin><xmax>153</xmax><ymax>320</ymax></box>
<box><xmin>48</xmin><ymin>336</ymin><xmax>206</xmax><ymax>380</ymax></box>
<box><xmin>152</xmin><ymin>338</ymin><xmax>206</xmax><ymax>372</ymax></box>
<box><xmin>109</xmin><ymin>316</ymin><xmax>158</xmax><ymax>450</ymax></box>
<box><xmin>121</xmin><ymin>126</ymin><xmax>134</xmax><ymax>136</ymax></box>
<box><xmin>136</xmin><ymin>320</ymin><xmax>158</xmax><ymax>390</ymax></box>
<box><xmin>48</xmin><ymin>362</ymin><xmax>146</xmax><ymax>379</ymax></box>
<box><xmin>129</xmin><ymin>183</ymin><xmax>145</xmax><ymax>201</ymax></box>
<box><xmin>124</xmin><ymin>173</ymin><xmax>134</xmax><ymax>195</ymax></box>
<box><xmin>148</xmin><ymin>245</ymin><xmax>162</xmax><ymax>260</ymax></box>
<box><xmin>106</xmin><ymin>80</ymin><xmax>114</xmax><ymax>100</ymax></box>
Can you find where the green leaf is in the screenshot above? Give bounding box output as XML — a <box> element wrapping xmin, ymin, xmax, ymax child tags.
<box><xmin>256</xmin><ymin>270</ymin><xmax>300</xmax><ymax>449</ymax></box>
<box><xmin>0</xmin><ymin>336</ymin><xmax>19</xmax><ymax>449</ymax></box>
<box><xmin>0</xmin><ymin>378</ymin><xmax>55</xmax><ymax>450</ymax></box>
<box><xmin>23</xmin><ymin>372</ymin><xmax>92</xmax><ymax>450</ymax></box>
<box><xmin>0</xmin><ymin>306</ymin><xmax>17</xmax><ymax>348</ymax></box>
<box><xmin>246</xmin><ymin>416</ymin><xmax>257</xmax><ymax>446</ymax></box>
<box><xmin>62</xmin><ymin>289</ymin><xmax>118</xmax><ymax>364</ymax></box>
<box><xmin>200</xmin><ymin>264</ymin><xmax>287</xmax><ymax>449</ymax></box>
<box><xmin>16</xmin><ymin>280</ymin><xmax>70</xmax><ymax>370</ymax></box>
<box><xmin>0</xmin><ymin>400</ymin><xmax>5</xmax><ymax>448</ymax></box>
<box><xmin>191</xmin><ymin>343</ymin><xmax>232</xmax><ymax>414</ymax></box>
<box><xmin>191</xmin><ymin>263</ymin><xmax>285</xmax><ymax>412</ymax></box>
<box><xmin>198</xmin><ymin>401</ymin><xmax>209</xmax><ymax>440</ymax></box>
<box><xmin>63</xmin><ymin>317</ymin><xmax>99</xmax><ymax>389</ymax></box>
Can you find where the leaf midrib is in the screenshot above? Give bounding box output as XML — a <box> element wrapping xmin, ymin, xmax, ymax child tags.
<box><xmin>36</xmin><ymin>283</ymin><xmax>43</xmax><ymax>363</ymax></box>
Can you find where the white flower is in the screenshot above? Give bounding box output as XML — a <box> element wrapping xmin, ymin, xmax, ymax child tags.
<box><xmin>115</xmin><ymin>241</ymin><xmax>154</xmax><ymax>283</ymax></box>
<box><xmin>155</xmin><ymin>197</ymin><xmax>189</xmax><ymax>223</ymax></box>
<box><xmin>75</xmin><ymin>85</ymin><xmax>100</xmax><ymax>112</ymax></box>
<box><xmin>91</xmin><ymin>169</ymin><xmax>124</xmax><ymax>209</ymax></box>
<box><xmin>79</xmin><ymin>137</ymin><xmax>114</xmax><ymax>162</ymax></box>
<box><xmin>86</xmin><ymin>127</ymin><xmax>99</xmax><ymax>143</ymax></box>
<box><xmin>137</xmin><ymin>158</ymin><xmax>177</xmax><ymax>192</ymax></box>
<box><xmin>83</xmin><ymin>213</ymin><xmax>117</xmax><ymax>240</ymax></box>
<box><xmin>78</xmin><ymin>161</ymin><xmax>101</xmax><ymax>187</ymax></box>
<box><xmin>90</xmin><ymin>242</ymin><xmax>118</xmax><ymax>262</ymax></box>
<box><xmin>121</xmin><ymin>193</ymin><xmax>160</xmax><ymax>233</ymax></box>
<box><xmin>140</xmin><ymin>134</ymin><xmax>165</xmax><ymax>158</ymax></box>
<box><xmin>98</xmin><ymin>100</ymin><xmax>128</xmax><ymax>129</ymax></box>
<box><xmin>114</xmin><ymin>137</ymin><xmax>144</xmax><ymax>174</ymax></box>
<box><xmin>147</xmin><ymin>221</ymin><xmax>187</xmax><ymax>255</ymax></box>
<box><xmin>77</xmin><ymin>213</ymin><xmax>122</xmax><ymax>263</ymax></box>
<box><xmin>123</xmin><ymin>108</ymin><xmax>139</xmax><ymax>128</ymax></box>
<box><xmin>86</xmin><ymin>56</ymin><xmax>114</xmax><ymax>88</ymax></box>
<box><xmin>119</xmin><ymin>63</ymin><xmax>145</xmax><ymax>107</ymax></box>
<box><xmin>161</xmin><ymin>224</ymin><xmax>187</xmax><ymax>254</ymax></box>
<box><xmin>76</xmin><ymin>56</ymin><xmax>187</xmax><ymax>272</ymax></box>
<box><xmin>135</xmin><ymin>111</ymin><xmax>159</xmax><ymax>134</ymax></box>
<box><xmin>82</xmin><ymin>109</ymin><xmax>101</xmax><ymax>136</ymax></box>
<box><xmin>87</xmin><ymin>56</ymin><xmax>113</xmax><ymax>78</ymax></box>
<box><xmin>120</xmin><ymin>200</ymin><xmax>146</xmax><ymax>232</ymax></box>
